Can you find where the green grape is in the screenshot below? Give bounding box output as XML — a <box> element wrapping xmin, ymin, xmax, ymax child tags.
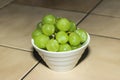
<box><xmin>56</xmin><ymin>17</ymin><xmax>61</xmax><ymax>22</ymax></box>
<box><xmin>54</xmin><ymin>17</ymin><xmax>61</xmax><ymax>32</ymax></box>
<box><xmin>42</xmin><ymin>24</ymin><xmax>55</xmax><ymax>36</ymax></box>
<box><xmin>56</xmin><ymin>18</ymin><xmax>70</xmax><ymax>31</ymax></box>
<box><xmin>46</xmin><ymin>39</ymin><xmax>59</xmax><ymax>52</ymax></box>
<box><xmin>69</xmin><ymin>32</ymin><xmax>81</xmax><ymax>46</ymax></box>
<box><xmin>42</xmin><ymin>14</ymin><xmax>56</xmax><ymax>24</ymax></box>
<box><xmin>71</xmin><ymin>44</ymin><xmax>82</xmax><ymax>50</ymax></box>
<box><xmin>56</xmin><ymin>31</ymin><xmax>68</xmax><ymax>44</ymax></box>
<box><xmin>59</xmin><ymin>43</ymin><xmax>72</xmax><ymax>52</ymax></box>
<box><xmin>32</xmin><ymin>29</ymin><xmax>42</xmax><ymax>39</ymax></box>
<box><xmin>69</xmin><ymin>21</ymin><xmax>77</xmax><ymax>32</ymax></box>
<box><xmin>34</xmin><ymin>34</ymin><xmax>50</xmax><ymax>49</ymax></box>
<box><xmin>75</xmin><ymin>29</ymin><xmax>87</xmax><ymax>43</ymax></box>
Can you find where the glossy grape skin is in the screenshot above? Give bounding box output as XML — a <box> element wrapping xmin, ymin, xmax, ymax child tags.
<box><xmin>46</xmin><ymin>39</ymin><xmax>59</xmax><ymax>52</ymax></box>
<box><xmin>56</xmin><ymin>31</ymin><xmax>68</xmax><ymax>44</ymax></box>
<box><xmin>42</xmin><ymin>24</ymin><xmax>55</xmax><ymax>36</ymax></box>
<box><xmin>59</xmin><ymin>44</ymin><xmax>72</xmax><ymax>52</ymax></box>
<box><xmin>75</xmin><ymin>29</ymin><xmax>87</xmax><ymax>43</ymax></box>
<box><xmin>42</xmin><ymin>14</ymin><xmax>56</xmax><ymax>24</ymax></box>
<box><xmin>69</xmin><ymin>32</ymin><xmax>81</xmax><ymax>46</ymax></box>
<box><xmin>56</xmin><ymin>18</ymin><xmax>70</xmax><ymax>31</ymax></box>
<box><xmin>32</xmin><ymin>29</ymin><xmax>42</xmax><ymax>39</ymax></box>
<box><xmin>69</xmin><ymin>21</ymin><xmax>77</xmax><ymax>32</ymax></box>
<box><xmin>34</xmin><ymin>34</ymin><xmax>50</xmax><ymax>49</ymax></box>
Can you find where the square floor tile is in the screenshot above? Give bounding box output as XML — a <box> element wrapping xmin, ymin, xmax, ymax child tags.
<box><xmin>92</xmin><ymin>0</ymin><xmax>120</xmax><ymax>17</ymax></box>
<box><xmin>0</xmin><ymin>3</ymin><xmax>85</xmax><ymax>51</ymax></box>
<box><xmin>0</xmin><ymin>46</ymin><xmax>37</xmax><ymax>80</ymax></box>
<box><xmin>14</xmin><ymin>0</ymin><xmax>102</xmax><ymax>13</ymax></box>
<box><xmin>24</xmin><ymin>36</ymin><xmax>120</xmax><ymax>80</ymax></box>
<box><xmin>77</xmin><ymin>14</ymin><xmax>120</xmax><ymax>39</ymax></box>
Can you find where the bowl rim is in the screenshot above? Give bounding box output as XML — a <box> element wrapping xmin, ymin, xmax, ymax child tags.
<box><xmin>31</xmin><ymin>33</ymin><xmax>90</xmax><ymax>54</ymax></box>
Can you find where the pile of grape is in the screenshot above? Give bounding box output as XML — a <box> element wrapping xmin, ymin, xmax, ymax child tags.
<box><xmin>32</xmin><ymin>14</ymin><xmax>87</xmax><ymax>52</ymax></box>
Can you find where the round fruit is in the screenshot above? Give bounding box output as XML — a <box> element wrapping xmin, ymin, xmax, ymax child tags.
<box><xmin>42</xmin><ymin>14</ymin><xmax>56</xmax><ymax>24</ymax></box>
<box><xmin>75</xmin><ymin>29</ymin><xmax>87</xmax><ymax>43</ymax></box>
<box><xmin>56</xmin><ymin>18</ymin><xmax>70</xmax><ymax>31</ymax></box>
<box><xmin>59</xmin><ymin>44</ymin><xmax>72</xmax><ymax>52</ymax></box>
<box><xmin>56</xmin><ymin>31</ymin><xmax>68</xmax><ymax>44</ymax></box>
<box><xmin>46</xmin><ymin>39</ymin><xmax>59</xmax><ymax>52</ymax></box>
<box><xmin>42</xmin><ymin>24</ymin><xmax>55</xmax><ymax>36</ymax></box>
<box><xmin>69</xmin><ymin>21</ymin><xmax>76</xmax><ymax>32</ymax></box>
<box><xmin>32</xmin><ymin>29</ymin><xmax>42</xmax><ymax>39</ymax></box>
<box><xmin>69</xmin><ymin>32</ymin><xmax>81</xmax><ymax>46</ymax></box>
<box><xmin>71</xmin><ymin>44</ymin><xmax>81</xmax><ymax>50</ymax></box>
<box><xmin>34</xmin><ymin>34</ymin><xmax>49</xmax><ymax>49</ymax></box>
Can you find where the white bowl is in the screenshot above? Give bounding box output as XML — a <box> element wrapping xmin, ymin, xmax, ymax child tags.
<box><xmin>31</xmin><ymin>33</ymin><xmax>90</xmax><ymax>72</ymax></box>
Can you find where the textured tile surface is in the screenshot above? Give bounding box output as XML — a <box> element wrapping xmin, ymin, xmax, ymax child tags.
<box><xmin>0</xmin><ymin>0</ymin><xmax>14</xmax><ymax>8</ymax></box>
<box><xmin>24</xmin><ymin>36</ymin><xmax>120</xmax><ymax>80</ymax></box>
<box><xmin>78</xmin><ymin>14</ymin><xmax>120</xmax><ymax>39</ymax></box>
<box><xmin>14</xmin><ymin>0</ymin><xmax>102</xmax><ymax>13</ymax></box>
<box><xmin>0</xmin><ymin>3</ymin><xmax>85</xmax><ymax>51</ymax></box>
<box><xmin>92</xmin><ymin>0</ymin><xmax>120</xmax><ymax>17</ymax></box>
<box><xmin>0</xmin><ymin>46</ymin><xmax>37</xmax><ymax>80</ymax></box>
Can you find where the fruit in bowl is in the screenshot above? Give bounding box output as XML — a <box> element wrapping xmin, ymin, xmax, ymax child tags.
<box><xmin>32</xmin><ymin>14</ymin><xmax>88</xmax><ymax>52</ymax></box>
<box><xmin>31</xmin><ymin>14</ymin><xmax>90</xmax><ymax>71</ymax></box>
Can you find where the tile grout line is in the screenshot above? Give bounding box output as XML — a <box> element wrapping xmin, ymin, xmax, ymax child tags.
<box><xmin>14</xmin><ymin>1</ymin><xmax>120</xmax><ymax>19</ymax></box>
<box><xmin>74</xmin><ymin>0</ymin><xmax>120</xmax><ymax>40</ymax></box>
<box><xmin>0</xmin><ymin>44</ymin><xmax>32</xmax><ymax>52</ymax></box>
<box><xmin>76</xmin><ymin>0</ymin><xmax>103</xmax><ymax>26</ymax></box>
<box><xmin>0</xmin><ymin>45</ymin><xmax>40</xmax><ymax>80</ymax></box>
<box><xmin>21</xmin><ymin>61</ymin><xmax>40</xmax><ymax>80</ymax></box>
<box><xmin>13</xmin><ymin>1</ymin><xmax>120</xmax><ymax>20</ymax></box>
<box><xmin>91</xmin><ymin>12</ymin><xmax>120</xmax><ymax>19</ymax></box>
<box><xmin>90</xmin><ymin>33</ymin><xmax>120</xmax><ymax>40</ymax></box>
<box><xmin>12</xmin><ymin>2</ymin><xmax>85</xmax><ymax>14</ymax></box>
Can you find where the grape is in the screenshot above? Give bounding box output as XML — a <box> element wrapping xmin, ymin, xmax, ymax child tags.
<box><xmin>56</xmin><ymin>31</ymin><xmax>68</xmax><ymax>44</ymax></box>
<box><xmin>69</xmin><ymin>21</ymin><xmax>77</xmax><ymax>32</ymax></box>
<box><xmin>42</xmin><ymin>24</ymin><xmax>55</xmax><ymax>36</ymax></box>
<box><xmin>56</xmin><ymin>18</ymin><xmax>70</xmax><ymax>31</ymax></box>
<box><xmin>42</xmin><ymin>14</ymin><xmax>56</xmax><ymax>24</ymax></box>
<box><xmin>59</xmin><ymin>44</ymin><xmax>72</xmax><ymax>52</ymax></box>
<box><xmin>75</xmin><ymin>29</ymin><xmax>87</xmax><ymax>43</ymax></box>
<box><xmin>71</xmin><ymin>44</ymin><xmax>81</xmax><ymax>50</ymax></box>
<box><xmin>69</xmin><ymin>32</ymin><xmax>81</xmax><ymax>46</ymax></box>
<box><xmin>32</xmin><ymin>29</ymin><xmax>42</xmax><ymax>39</ymax></box>
<box><xmin>34</xmin><ymin>34</ymin><xmax>50</xmax><ymax>49</ymax></box>
<box><xmin>46</xmin><ymin>39</ymin><xmax>59</xmax><ymax>52</ymax></box>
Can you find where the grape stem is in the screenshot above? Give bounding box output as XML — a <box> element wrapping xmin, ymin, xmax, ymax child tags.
<box><xmin>51</xmin><ymin>34</ymin><xmax>55</xmax><ymax>39</ymax></box>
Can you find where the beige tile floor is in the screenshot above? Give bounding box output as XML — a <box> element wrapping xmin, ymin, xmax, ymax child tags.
<box><xmin>0</xmin><ymin>0</ymin><xmax>120</xmax><ymax>80</ymax></box>
<box><xmin>78</xmin><ymin>14</ymin><xmax>120</xmax><ymax>39</ymax></box>
<box><xmin>92</xmin><ymin>0</ymin><xmax>120</xmax><ymax>18</ymax></box>
<box><xmin>0</xmin><ymin>46</ymin><xmax>37</xmax><ymax>80</ymax></box>
<box><xmin>14</xmin><ymin>0</ymin><xmax>102</xmax><ymax>13</ymax></box>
